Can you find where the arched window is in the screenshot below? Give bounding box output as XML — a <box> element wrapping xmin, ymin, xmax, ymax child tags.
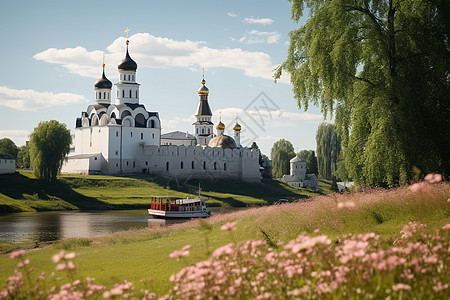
<box><xmin>208</xmin><ymin>128</ymin><xmax>210</xmax><ymax>134</ymax></box>
<box><xmin>196</xmin><ymin>128</ymin><xmax>198</xmax><ymax>134</ymax></box>
<box><xmin>135</xmin><ymin>113</ymin><xmax>146</xmax><ymax>128</ymax></box>
<box><xmin>202</xmin><ymin>128</ymin><xmax>204</xmax><ymax>134</ymax></box>
<box><xmin>129</xmin><ymin>90</ymin><xmax>132</xmax><ymax>98</ymax></box>
<box><xmin>214</xmin><ymin>162</ymin><xmax>217</xmax><ymax>170</ymax></box>
<box><xmin>104</xmin><ymin>92</ymin><xmax>106</xmax><ymax>99</ymax></box>
<box><xmin>136</xmin><ymin>90</ymin><xmax>138</xmax><ymax>98</ymax></box>
<box><xmin>140</xmin><ymin>133</ymin><xmax>143</xmax><ymax>140</ymax></box>
<box><xmin>152</xmin><ymin>133</ymin><xmax>155</xmax><ymax>139</ymax></box>
<box><xmin>203</xmin><ymin>161</ymin><xmax>206</xmax><ymax>169</ymax></box>
<box><xmin>166</xmin><ymin>162</ymin><xmax>169</xmax><ymax>171</ymax></box>
<box><xmin>181</xmin><ymin>162</ymin><xmax>184</xmax><ymax>169</ymax></box>
<box><xmin>224</xmin><ymin>163</ymin><xmax>227</xmax><ymax>170</ymax></box>
<box><xmin>122</xmin><ymin>90</ymin><xmax>125</xmax><ymax>98</ymax></box>
<box><xmin>111</xmin><ymin>112</ymin><xmax>116</xmax><ymax>119</ymax></box>
<box><xmin>150</xmin><ymin>120</ymin><xmax>155</xmax><ymax>128</ymax></box>
<box><xmin>191</xmin><ymin>161</ymin><xmax>194</xmax><ymax>169</ymax></box>
<box><xmin>99</xmin><ymin>92</ymin><xmax>101</xmax><ymax>99</ymax></box>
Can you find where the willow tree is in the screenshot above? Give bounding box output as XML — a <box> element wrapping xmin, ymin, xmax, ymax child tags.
<box><xmin>29</xmin><ymin>121</ymin><xmax>71</xmax><ymax>181</ymax></box>
<box><xmin>316</xmin><ymin>123</ymin><xmax>341</xmax><ymax>179</ymax></box>
<box><xmin>276</xmin><ymin>0</ymin><xmax>449</xmax><ymax>186</ymax></box>
<box><xmin>271</xmin><ymin>139</ymin><xmax>296</xmax><ymax>178</ymax></box>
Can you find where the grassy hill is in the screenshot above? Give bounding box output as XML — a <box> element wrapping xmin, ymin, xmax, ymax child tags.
<box><xmin>0</xmin><ymin>182</ymin><xmax>448</xmax><ymax>297</ymax></box>
<box><xmin>0</xmin><ymin>171</ymin><xmax>332</xmax><ymax>213</ymax></box>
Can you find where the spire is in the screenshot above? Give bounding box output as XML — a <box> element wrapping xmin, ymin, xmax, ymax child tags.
<box><xmin>198</xmin><ymin>68</ymin><xmax>209</xmax><ymax>95</ymax></box>
<box><xmin>118</xmin><ymin>27</ymin><xmax>137</xmax><ymax>71</ymax></box>
<box><xmin>216</xmin><ymin>111</ymin><xmax>225</xmax><ymax>131</ymax></box>
<box><xmin>94</xmin><ymin>52</ymin><xmax>112</xmax><ymax>89</ymax></box>
<box><xmin>233</xmin><ymin>112</ymin><xmax>242</xmax><ymax>131</ymax></box>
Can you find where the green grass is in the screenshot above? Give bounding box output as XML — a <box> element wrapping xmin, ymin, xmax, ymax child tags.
<box><xmin>0</xmin><ymin>183</ymin><xmax>448</xmax><ymax>296</ymax></box>
<box><xmin>0</xmin><ymin>171</ymin><xmax>332</xmax><ymax>212</ymax></box>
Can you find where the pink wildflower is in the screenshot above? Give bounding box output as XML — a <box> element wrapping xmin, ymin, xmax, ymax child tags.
<box><xmin>52</xmin><ymin>250</ymin><xmax>65</xmax><ymax>263</ymax></box>
<box><xmin>442</xmin><ymin>224</ymin><xmax>450</xmax><ymax>230</ymax></box>
<box><xmin>337</xmin><ymin>201</ymin><xmax>355</xmax><ymax>208</ymax></box>
<box><xmin>64</xmin><ymin>252</ymin><xmax>76</xmax><ymax>260</ymax></box>
<box><xmin>67</xmin><ymin>261</ymin><xmax>76</xmax><ymax>270</ymax></box>
<box><xmin>314</xmin><ymin>229</ymin><xmax>320</xmax><ymax>233</ymax></box>
<box><xmin>169</xmin><ymin>246</ymin><xmax>191</xmax><ymax>261</ymax></box>
<box><xmin>409</xmin><ymin>182</ymin><xmax>429</xmax><ymax>192</ymax></box>
<box><xmin>392</xmin><ymin>283</ymin><xmax>411</xmax><ymax>292</ymax></box>
<box><xmin>55</xmin><ymin>263</ymin><xmax>66</xmax><ymax>271</ymax></box>
<box><xmin>10</xmin><ymin>249</ymin><xmax>26</xmax><ymax>259</ymax></box>
<box><xmin>221</xmin><ymin>221</ymin><xmax>237</xmax><ymax>231</ymax></box>
<box><xmin>424</xmin><ymin>173</ymin><xmax>442</xmax><ymax>183</ymax></box>
<box><xmin>432</xmin><ymin>282</ymin><xmax>449</xmax><ymax>292</ymax></box>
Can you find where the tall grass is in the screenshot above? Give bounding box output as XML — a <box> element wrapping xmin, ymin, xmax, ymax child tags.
<box><xmin>0</xmin><ymin>182</ymin><xmax>448</xmax><ymax>298</ymax></box>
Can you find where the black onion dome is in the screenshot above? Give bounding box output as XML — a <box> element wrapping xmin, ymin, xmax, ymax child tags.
<box><xmin>118</xmin><ymin>46</ymin><xmax>137</xmax><ymax>71</ymax></box>
<box><xmin>94</xmin><ymin>69</ymin><xmax>112</xmax><ymax>89</ymax></box>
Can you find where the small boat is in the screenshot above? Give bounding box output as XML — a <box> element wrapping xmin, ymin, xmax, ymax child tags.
<box><xmin>148</xmin><ymin>196</ymin><xmax>211</xmax><ymax>219</ymax></box>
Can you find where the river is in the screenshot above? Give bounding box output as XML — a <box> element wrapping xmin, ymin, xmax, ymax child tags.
<box><xmin>0</xmin><ymin>208</ymin><xmax>229</xmax><ymax>243</ymax></box>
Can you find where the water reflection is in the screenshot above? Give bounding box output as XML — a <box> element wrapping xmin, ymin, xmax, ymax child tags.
<box><xmin>0</xmin><ymin>207</ymin><xmax>239</xmax><ymax>243</ymax></box>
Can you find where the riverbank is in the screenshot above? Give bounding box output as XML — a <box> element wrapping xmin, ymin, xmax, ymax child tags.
<box><xmin>0</xmin><ymin>182</ymin><xmax>448</xmax><ymax>297</ymax></box>
<box><xmin>0</xmin><ymin>171</ymin><xmax>332</xmax><ymax>213</ymax></box>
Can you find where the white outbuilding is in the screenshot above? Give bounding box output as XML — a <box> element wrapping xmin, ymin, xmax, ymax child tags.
<box><xmin>281</xmin><ymin>155</ymin><xmax>318</xmax><ymax>189</ymax></box>
<box><xmin>0</xmin><ymin>153</ymin><xmax>16</xmax><ymax>174</ymax></box>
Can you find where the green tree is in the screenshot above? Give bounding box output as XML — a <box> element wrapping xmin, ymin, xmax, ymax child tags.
<box><xmin>316</xmin><ymin>123</ymin><xmax>341</xmax><ymax>179</ymax></box>
<box><xmin>271</xmin><ymin>139</ymin><xmax>296</xmax><ymax>178</ymax></box>
<box><xmin>307</xmin><ymin>150</ymin><xmax>318</xmax><ymax>175</ymax></box>
<box><xmin>29</xmin><ymin>121</ymin><xmax>71</xmax><ymax>181</ymax></box>
<box><xmin>297</xmin><ymin>149</ymin><xmax>318</xmax><ymax>175</ymax></box>
<box><xmin>276</xmin><ymin>0</ymin><xmax>450</xmax><ymax>186</ymax></box>
<box><xmin>17</xmin><ymin>142</ymin><xmax>30</xmax><ymax>168</ymax></box>
<box><xmin>0</xmin><ymin>138</ymin><xmax>19</xmax><ymax>158</ymax></box>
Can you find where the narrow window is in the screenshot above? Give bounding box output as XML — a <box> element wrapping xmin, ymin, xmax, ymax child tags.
<box><xmin>122</xmin><ymin>90</ymin><xmax>125</xmax><ymax>98</ymax></box>
<box><xmin>126</xmin><ymin>161</ymin><xmax>129</xmax><ymax>166</ymax></box>
<box><xmin>116</xmin><ymin>163</ymin><xmax>119</xmax><ymax>167</ymax></box>
<box><xmin>214</xmin><ymin>162</ymin><xmax>217</xmax><ymax>170</ymax></box>
<box><xmin>99</xmin><ymin>92</ymin><xmax>101</xmax><ymax>99</ymax></box>
<box><xmin>133</xmin><ymin>161</ymin><xmax>135</xmax><ymax>167</ymax></box>
<box><xmin>131</xmin><ymin>132</ymin><xmax>133</xmax><ymax>137</ymax></box>
<box><xmin>208</xmin><ymin>128</ymin><xmax>210</xmax><ymax>134</ymax></box>
<box><xmin>203</xmin><ymin>161</ymin><xmax>206</xmax><ymax>169</ymax></box>
<box><xmin>117</xmin><ymin>90</ymin><xmax>119</xmax><ymax>97</ymax></box>
<box><xmin>202</xmin><ymin>128</ymin><xmax>204</xmax><ymax>134</ymax></box>
<box><xmin>196</xmin><ymin>128</ymin><xmax>198</xmax><ymax>134</ymax></box>
<box><xmin>152</xmin><ymin>133</ymin><xmax>155</xmax><ymax>139</ymax></box>
<box><xmin>132</xmin><ymin>75</ymin><xmax>134</xmax><ymax>81</ymax></box>
<box><xmin>224</xmin><ymin>163</ymin><xmax>227</xmax><ymax>170</ymax></box>
<box><xmin>115</xmin><ymin>151</ymin><xmax>118</xmax><ymax>155</ymax></box>
<box><xmin>145</xmin><ymin>161</ymin><xmax>148</xmax><ymax>166</ymax></box>
<box><xmin>136</xmin><ymin>90</ymin><xmax>138</xmax><ymax>98</ymax></box>
<box><xmin>181</xmin><ymin>162</ymin><xmax>184</xmax><ymax>169</ymax></box>
<box><xmin>116</xmin><ymin>131</ymin><xmax>118</xmax><ymax>137</ymax></box>
<box><xmin>166</xmin><ymin>162</ymin><xmax>169</xmax><ymax>171</ymax></box>
<box><xmin>129</xmin><ymin>90</ymin><xmax>132</xmax><ymax>98</ymax></box>
<box><xmin>191</xmin><ymin>161</ymin><xmax>194</xmax><ymax>169</ymax></box>
<box><xmin>141</xmin><ymin>133</ymin><xmax>143</xmax><ymax>140</ymax></box>
<box><xmin>104</xmin><ymin>92</ymin><xmax>106</xmax><ymax>99</ymax></box>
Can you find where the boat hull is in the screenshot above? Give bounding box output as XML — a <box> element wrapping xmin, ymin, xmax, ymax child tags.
<box><xmin>148</xmin><ymin>209</ymin><xmax>211</xmax><ymax>219</ymax></box>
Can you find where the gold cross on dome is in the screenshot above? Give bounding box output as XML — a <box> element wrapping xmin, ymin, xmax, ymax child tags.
<box><xmin>102</xmin><ymin>52</ymin><xmax>105</xmax><ymax>68</ymax></box>
<box><xmin>202</xmin><ymin>67</ymin><xmax>205</xmax><ymax>79</ymax></box>
<box><xmin>219</xmin><ymin>111</ymin><xmax>222</xmax><ymax>121</ymax></box>
<box><xmin>125</xmin><ymin>27</ymin><xmax>130</xmax><ymax>39</ymax></box>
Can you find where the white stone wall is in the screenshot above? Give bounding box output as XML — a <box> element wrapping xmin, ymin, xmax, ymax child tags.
<box><xmin>139</xmin><ymin>144</ymin><xmax>260</xmax><ymax>182</ymax></box>
<box><xmin>0</xmin><ymin>158</ymin><xmax>15</xmax><ymax>174</ymax></box>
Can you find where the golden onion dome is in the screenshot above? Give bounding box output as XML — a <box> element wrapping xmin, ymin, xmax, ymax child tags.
<box><xmin>198</xmin><ymin>79</ymin><xmax>209</xmax><ymax>95</ymax></box>
<box><xmin>216</xmin><ymin>121</ymin><xmax>225</xmax><ymax>131</ymax></box>
<box><xmin>233</xmin><ymin>121</ymin><xmax>242</xmax><ymax>131</ymax></box>
<box><xmin>208</xmin><ymin>135</ymin><xmax>237</xmax><ymax>149</ymax></box>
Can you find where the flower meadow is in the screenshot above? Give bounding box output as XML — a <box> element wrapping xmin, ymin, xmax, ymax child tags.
<box><xmin>1</xmin><ymin>177</ymin><xmax>449</xmax><ymax>299</ymax></box>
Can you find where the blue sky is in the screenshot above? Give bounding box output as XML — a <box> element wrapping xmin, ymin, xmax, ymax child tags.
<box><xmin>0</xmin><ymin>0</ymin><xmax>331</xmax><ymax>156</ymax></box>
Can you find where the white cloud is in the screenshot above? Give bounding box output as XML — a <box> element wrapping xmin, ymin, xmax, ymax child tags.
<box><xmin>0</xmin><ymin>130</ymin><xmax>31</xmax><ymax>146</ymax></box>
<box><xmin>239</xmin><ymin>30</ymin><xmax>281</xmax><ymax>45</ymax></box>
<box><xmin>34</xmin><ymin>33</ymin><xmax>286</xmax><ymax>83</ymax></box>
<box><xmin>0</xmin><ymin>86</ymin><xmax>89</xmax><ymax>111</ymax></box>
<box><xmin>227</xmin><ymin>12</ymin><xmax>237</xmax><ymax>17</ymax></box>
<box><xmin>243</xmin><ymin>17</ymin><xmax>274</xmax><ymax>25</ymax></box>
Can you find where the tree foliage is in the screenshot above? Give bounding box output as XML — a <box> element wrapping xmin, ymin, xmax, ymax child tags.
<box><xmin>316</xmin><ymin>123</ymin><xmax>341</xmax><ymax>180</ymax></box>
<box><xmin>17</xmin><ymin>142</ymin><xmax>30</xmax><ymax>168</ymax></box>
<box><xmin>298</xmin><ymin>149</ymin><xmax>318</xmax><ymax>175</ymax></box>
<box><xmin>0</xmin><ymin>138</ymin><xmax>18</xmax><ymax>158</ymax></box>
<box><xmin>271</xmin><ymin>139</ymin><xmax>296</xmax><ymax>178</ymax></box>
<box><xmin>276</xmin><ymin>0</ymin><xmax>450</xmax><ymax>186</ymax></box>
<box><xmin>29</xmin><ymin>121</ymin><xmax>71</xmax><ymax>181</ymax></box>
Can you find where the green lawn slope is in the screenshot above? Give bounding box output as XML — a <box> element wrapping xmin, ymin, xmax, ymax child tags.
<box><xmin>0</xmin><ymin>183</ymin><xmax>448</xmax><ymax>296</ymax></box>
<box><xmin>0</xmin><ymin>171</ymin><xmax>332</xmax><ymax>213</ymax></box>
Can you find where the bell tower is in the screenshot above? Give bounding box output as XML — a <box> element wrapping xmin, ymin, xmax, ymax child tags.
<box><xmin>193</xmin><ymin>69</ymin><xmax>214</xmax><ymax>145</ymax></box>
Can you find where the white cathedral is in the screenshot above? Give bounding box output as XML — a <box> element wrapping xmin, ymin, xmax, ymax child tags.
<box><xmin>61</xmin><ymin>38</ymin><xmax>261</xmax><ymax>182</ymax></box>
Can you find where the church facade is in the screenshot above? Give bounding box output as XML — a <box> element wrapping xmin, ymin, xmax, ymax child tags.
<box><xmin>61</xmin><ymin>38</ymin><xmax>261</xmax><ymax>182</ymax></box>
